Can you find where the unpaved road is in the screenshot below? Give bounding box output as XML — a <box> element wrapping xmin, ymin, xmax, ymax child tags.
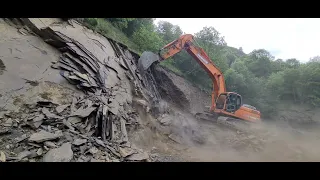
<box><xmin>1</xmin><ymin>18</ymin><xmax>320</xmax><ymax>162</ymax></box>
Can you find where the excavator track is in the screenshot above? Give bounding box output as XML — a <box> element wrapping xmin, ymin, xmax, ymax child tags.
<box><xmin>195</xmin><ymin>111</ymin><xmax>252</xmax><ymax>133</ymax></box>
<box><xmin>195</xmin><ymin>111</ymin><xmax>272</xmax><ymax>153</ymax></box>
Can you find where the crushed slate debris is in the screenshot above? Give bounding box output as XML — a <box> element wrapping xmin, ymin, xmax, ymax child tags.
<box><xmin>0</xmin><ymin>86</ymin><xmax>150</xmax><ymax>162</ymax></box>
<box><xmin>0</xmin><ymin>18</ymin><xmax>156</xmax><ymax>162</ymax></box>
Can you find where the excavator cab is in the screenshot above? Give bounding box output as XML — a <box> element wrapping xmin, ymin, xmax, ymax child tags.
<box><xmin>215</xmin><ymin>92</ymin><xmax>260</xmax><ymax>122</ymax></box>
<box><xmin>215</xmin><ymin>92</ymin><xmax>242</xmax><ymax>113</ymax></box>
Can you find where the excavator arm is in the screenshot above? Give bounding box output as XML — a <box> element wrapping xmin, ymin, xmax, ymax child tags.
<box><xmin>158</xmin><ymin>34</ymin><xmax>226</xmax><ymax>110</ymax></box>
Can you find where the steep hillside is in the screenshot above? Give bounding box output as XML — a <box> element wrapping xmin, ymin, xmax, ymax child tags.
<box><xmin>2</xmin><ymin>18</ymin><xmax>320</xmax><ymax>163</ymax></box>
<box><xmin>81</xmin><ymin>18</ymin><xmax>320</xmax><ymax>123</ymax></box>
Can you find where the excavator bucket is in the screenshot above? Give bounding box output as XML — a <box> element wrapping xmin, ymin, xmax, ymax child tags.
<box><xmin>137</xmin><ymin>51</ymin><xmax>162</xmax><ymax>100</ymax></box>
<box><xmin>138</xmin><ymin>51</ymin><xmax>160</xmax><ymax>72</ymax></box>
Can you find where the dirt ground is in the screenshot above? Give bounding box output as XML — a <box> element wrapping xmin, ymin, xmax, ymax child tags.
<box><xmin>147</xmin><ymin>66</ymin><xmax>320</xmax><ymax>162</ymax></box>
<box><xmin>132</xmin><ymin>102</ymin><xmax>320</xmax><ymax>162</ymax></box>
<box><xmin>1</xmin><ymin>18</ymin><xmax>320</xmax><ymax>162</ymax></box>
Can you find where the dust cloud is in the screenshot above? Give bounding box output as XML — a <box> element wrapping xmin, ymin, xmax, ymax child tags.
<box><xmin>130</xmin><ymin>94</ymin><xmax>320</xmax><ymax>162</ymax></box>
<box><xmin>169</xmin><ymin>113</ymin><xmax>320</xmax><ymax>162</ymax></box>
<box><xmin>145</xmin><ymin>65</ymin><xmax>320</xmax><ymax>162</ymax></box>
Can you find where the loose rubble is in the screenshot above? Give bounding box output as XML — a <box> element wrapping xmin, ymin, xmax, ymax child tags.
<box><xmin>29</xmin><ymin>130</ymin><xmax>62</xmax><ymax>143</ymax></box>
<box><xmin>0</xmin><ymin>18</ymin><xmax>154</xmax><ymax>162</ymax></box>
<box><xmin>43</xmin><ymin>143</ymin><xmax>73</xmax><ymax>162</ymax></box>
<box><xmin>0</xmin><ymin>70</ymin><xmax>149</xmax><ymax>162</ymax></box>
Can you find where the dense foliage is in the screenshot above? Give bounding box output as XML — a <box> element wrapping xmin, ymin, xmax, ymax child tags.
<box><xmin>84</xmin><ymin>18</ymin><xmax>320</xmax><ymax>118</ymax></box>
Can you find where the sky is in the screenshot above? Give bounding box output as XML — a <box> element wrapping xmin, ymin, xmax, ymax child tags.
<box><xmin>154</xmin><ymin>18</ymin><xmax>320</xmax><ymax>63</ymax></box>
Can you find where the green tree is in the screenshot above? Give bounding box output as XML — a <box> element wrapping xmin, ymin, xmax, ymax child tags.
<box><xmin>120</xmin><ymin>18</ymin><xmax>155</xmax><ymax>37</ymax></box>
<box><xmin>266</xmin><ymin>71</ymin><xmax>285</xmax><ymax>99</ymax></box>
<box><xmin>224</xmin><ymin>69</ymin><xmax>246</xmax><ymax>94</ymax></box>
<box><xmin>271</xmin><ymin>59</ymin><xmax>286</xmax><ymax>73</ymax></box>
<box><xmin>246</xmin><ymin>49</ymin><xmax>273</xmax><ymax>78</ymax></box>
<box><xmin>131</xmin><ymin>24</ymin><xmax>163</xmax><ymax>52</ymax></box>
<box><xmin>194</xmin><ymin>26</ymin><xmax>227</xmax><ymax>46</ymax></box>
<box><xmin>225</xmin><ymin>54</ymin><xmax>236</xmax><ymax>68</ymax></box>
<box><xmin>285</xmin><ymin>58</ymin><xmax>300</xmax><ymax>69</ymax></box>
<box><xmin>299</xmin><ymin>60</ymin><xmax>320</xmax><ymax>106</ymax></box>
<box><xmin>281</xmin><ymin>68</ymin><xmax>301</xmax><ymax>102</ymax></box>
<box><xmin>230</xmin><ymin>60</ymin><xmax>260</xmax><ymax>100</ymax></box>
<box><xmin>156</xmin><ymin>21</ymin><xmax>183</xmax><ymax>44</ymax></box>
<box><xmin>194</xmin><ymin>27</ymin><xmax>228</xmax><ymax>73</ymax></box>
<box><xmin>105</xmin><ymin>18</ymin><xmax>136</xmax><ymax>30</ymax></box>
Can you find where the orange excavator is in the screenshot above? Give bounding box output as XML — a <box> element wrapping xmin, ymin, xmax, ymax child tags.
<box><xmin>138</xmin><ymin>34</ymin><xmax>261</xmax><ymax>127</ymax></box>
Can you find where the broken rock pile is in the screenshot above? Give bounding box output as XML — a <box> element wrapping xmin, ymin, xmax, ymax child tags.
<box><xmin>0</xmin><ymin>19</ymin><xmax>153</xmax><ymax>162</ymax></box>
<box><xmin>0</xmin><ymin>95</ymin><xmax>149</xmax><ymax>162</ymax></box>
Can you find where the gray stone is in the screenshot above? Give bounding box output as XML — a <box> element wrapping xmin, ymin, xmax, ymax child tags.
<box><xmin>126</xmin><ymin>152</ymin><xmax>149</xmax><ymax>161</ymax></box>
<box><xmin>159</xmin><ymin>114</ymin><xmax>171</xmax><ymax>126</ymax></box>
<box><xmin>94</xmin><ymin>138</ymin><xmax>105</xmax><ymax>147</ymax></box>
<box><xmin>134</xmin><ymin>99</ymin><xmax>148</xmax><ymax>107</ymax></box>
<box><xmin>43</xmin><ymin>143</ymin><xmax>73</xmax><ymax>162</ymax></box>
<box><xmin>71</xmin><ymin>106</ymin><xmax>96</xmax><ymax>118</ymax></box>
<box><xmin>0</xmin><ymin>128</ymin><xmax>11</xmax><ymax>135</ymax></box>
<box><xmin>55</xmin><ymin>104</ymin><xmax>70</xmax><ymax>114</ymax></box>
<box><xmin>36</xmin><ymin>148</ymin><xmax>43</xmax><ymax>156</ymax></box>
<box><xmin>67</xmin><ymin>116</ymin><xmax>82</xmax><ymax>125</ymax></box>
<box><xmin>15</xmin><ymin>134</ymin><xmax>28</xmax><ymax>143</ymax></box>
<box><xmin>72</xmin><ymin>138</ymin><xmax>87</xmax><ymax>146</ymax></box>
<box><xmin>42</xmin><ymin>108</ymin><xmax>62</xmax><ymax>119</ymax></box>
<box><xmin>119</xmin><ymin>147</ymin><xmax>135</xmax><ymax>158</ymax></box>
<box><xmin>168</xmin><ymin>134</ymin><xmax>183</xmax><ymax>144</ymax></box>
<box><xmin>33</xmin><ymin>114</ymin><xmax>45</xmax><ymax>128</ymax></box>
<box><xmin>89</xmin><ymin>147</ymin><xmax>98</xmax><ymax>154</ymax></box>
<box><xmin>3</xmin><ymin>118</ymin><xmax>12</xmax><ymax>127</ymax></box>
<box><xmin>44</xmin><ymin>141</ymin><xmax>57</xmax><ymax>148</ymax></box>
<box><xmin>17</xmin><ymin>151</ymin><xmax>32</xmax><ymax>161</ymax></box>
<box><xmin>29</xmin><ymin>130</ymin><xmax>62</xmax><ymax>143</ymax></box>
